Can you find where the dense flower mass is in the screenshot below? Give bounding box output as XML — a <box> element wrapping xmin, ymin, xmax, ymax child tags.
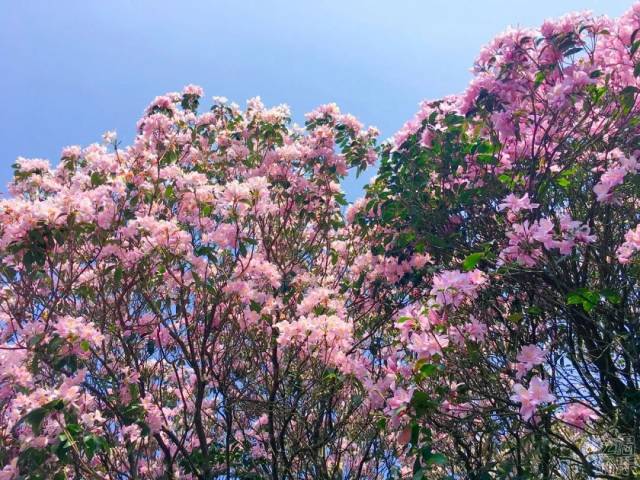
<box><xmin>3</xmin><ymin>3</ymin><xmax>640</xmax><ymax>479</ymax></box>
<box><xmin>358</xmin><ymin>3</ymin><xmax>640</xmax><ymax>478</ymax></box>
<box><xmin>0</xmin><ymin>90</ymin><xmax>393</xmax><ymax>479</ymax></box>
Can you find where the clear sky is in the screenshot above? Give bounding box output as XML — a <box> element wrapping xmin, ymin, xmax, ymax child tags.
<box><xmin>0</xmin><ymin>0</ymin><xmax>633</xmax><ymax>200</ymax></box>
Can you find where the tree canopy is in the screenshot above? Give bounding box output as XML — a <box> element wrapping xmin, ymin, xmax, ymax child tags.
<box><xmin>2</xmin><ymin>4</ymin><xmax>640</xmax><ymax>480</ymax></box>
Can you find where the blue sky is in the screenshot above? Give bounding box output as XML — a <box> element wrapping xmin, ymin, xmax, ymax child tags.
<box><xmin>0</xmin><ymin>0</ymin><xmax>633</xmax><ymax>200</ymax></box>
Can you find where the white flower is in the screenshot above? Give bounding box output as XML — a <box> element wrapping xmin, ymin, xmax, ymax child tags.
<box><xmin>102</xmin><ymin>130</ymin><xmax>117</xmax><ymax>145</ymax></box>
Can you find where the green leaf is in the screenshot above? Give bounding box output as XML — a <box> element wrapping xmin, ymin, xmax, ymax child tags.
<box><xmin>165</xmin><ymin>184</ymin><xmax>176</xmax><ymax>201</ymax></box>
<box><xmin>426</xmin><ymin>452</ymin><xmax>447</xmax><ymax>465</ymax></box>
<box><xmin>398</xmin><ymin>231</ymin><xmax>416</xmax><ymax>248</ymax></box>
<box><xmin>90</xmin><ymin>171</ymin><xmax>105</xmax><ymax>187</ymax></box>
<box><xmin>122</xmin><ymin>402</ymin><xmax>144</xmax><ymax>425</ymax></box>
<box><xmin>566</xmin><ymin>293</ymin><xmax>584</xmax><ymax>306</ymax></box>
<box><xmin>462</xmin><ymin>252</ymin><xmax>484</xmax><ymax>271</ymax></box>
<box><xmin>498</xmin><ymin>173</ymin><xmax>516</xmax><ymax>188</ymax></box>
<box><xmin>21</xmin><ymin>399</ymin><xmax>63</xmax><ymax>434</ymax></box>
<box><xmin>601</xmin><ymin>288</ymin><xmax>622</xmax><ymax>305</ymax></box>
<box><xmin>426</xmin><ymin>234</ymin><xmax>448</xmax><ymax>249</ymax></box>
<box><xmin>567</xmin><ymin>288</ymin><xmax>599</xmax><ymax>312</ymax></box>
<box><xmin>113</xmin><ymin>265</ymin><xmax>123</xmax><ymax>285</ymax></box>
<box><xmin>507</xmin><ymin>312</ymin><xmax>523</xmax><ymax>323</ymax></box>
<box><xmin>621</xmin><ymin>86</ymin><xmax>639</xmax><ymax>95</ymax></box>
<box><xmin>477</xmin><ymin>154</ymin><xmax>498</xmax><ymax>165</ymax></box>
<box><xmin>334</xmin><ymin>193</ymin><xmax>348</xmax><ymax>206</ymax></box>
<box><xmin>419</xmin><ymin>363</ymin><xmax>439</xmax><ymax>377</ymax></box>
<box><xmin>66</xmin><ymin>422</ymin><xmax>82</xmax><ymax>436</ymax></box>
<box><xmin>526</xmin><ymin>305</ymin><xmax>543</xmax><ymax>315</ymax></box>
<box><xmin>411</xmin><ymin>391</ymin><xmax>438</xmax><ymax>417</ymax></box>
<box><xmin>201</xmin><ymin>204</ymin><xmax>213</xmax><ymax>217</ymax></box>
<box><xmin>83</xmin><ymin>434</ymin><xmax>108</xmax><ymax>459</ymax></box>
<box><xmin>24</xmin><ymin>407</ymin><xmax>48</xmax><ymax>434</ymax></box>
<box><xmin>620</xmin><ymin>86</ymin><xmax>639</xmax><ymax>112</ymax></box>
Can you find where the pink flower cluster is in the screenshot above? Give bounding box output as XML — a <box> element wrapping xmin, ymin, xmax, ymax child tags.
<box><xmin>53</xmin><ymin>315</ymin><xmax>105</xmax><ymax>348</ymax></box>
<box><xmin>617</xmin><ymin>224</ymin><xmax>640</xmax><ymax>263</ymax></box>
<box><xmin>514</xmin><ymin>344</ymin><xmax>546</xmax><ymax>379</ymax></box>
<box><xmin>510</xmin><ymin>376</ymin><xmax>555</xmax><ymax>420</ymax></box>
<box><xmin>593</xmin><ymin>151</ymin><xmax>639</xmax><ymax>203</ymax></box>
<box><xmin>501</xmin><ymin>216</ymin><xmax>595</xmax><ymax>266</ymax></box>
<box><xmin>560</xmin><ymin>403</ymin><xmax>599</xmax><ymax>429</ymax></box>
<box><xmin>429</xmin><ymin>269</ymin><xmax>487</xmax><ymax>307</ymax></box>
<box><xmin>0</xmin><ymin>86</ymin><xmax>387</xmax><ymax>478</ymax></box>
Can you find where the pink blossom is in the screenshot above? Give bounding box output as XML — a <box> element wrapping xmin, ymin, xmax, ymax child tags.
<box><xmin>122</xmin><ymin>424</ymin><xmax>142</xmax><ymax>443</ymax></box>
<box><xmin>0</xmin><ymin>459</ymin><xmax>18</xmax><ymax>480</ymax></box>
<box><xmin>560</xmin><ymin>403</ymin><xmax>599</xmax><ymax>428</ymax></box>
<box><xmin>183</xmin><ymin>84</ymin><xmax>204</xmax><ymax>97</ymax></box>
<box><xmin>531</xmin><ymin>218</ymin><xmax>555</xmax><ymax>249</ymax></box>
<box><xmin>498</xmin><ymin>193</ymin><xmax>539</xmax><ymax>214</ymax></box>
<box><xmin>593</xmin><ymin>153</ymin><xmax>638</xmax><ymax>203</ymax></box>
<box><xmin>516</xmin><ymin>344</ymin><xmax>546</xmax><ymax>371</ymax></box>
<box><xmin>491</xmin><ymin>111</ymin><xmax>516</xmax><ymax>139</ymax></box>
<box><xmin>409</xmin><ymin>332</ymin><xmax>449</xmax><ymax>359</ymax></box>
<box><xmin>464</xmin><ymin>318</ymin><xmax>487</xmax><ymax>342</ymax></box>
<box><xmin>500</xmin><ymin>221</ymin><xmax>543</xmax><ymax>266</ymax></box>
<box><xmin>510</xmin><ymin>376</ymin><xmax>555</xmax><ymax>420</ymax></box>
<box><xmin>387</xmin><ymin>386</ymin><xmax>413</xmax><ymax>411</ymax></box>
<box><xmin>430</xmin><ymin>269</ymin><xmax>487</xmax><ymax>307</ymax></box>
<box><xmin>617</xmin><ymin>224</ymin><xmax>640</xmax><ymax>263</ymax></box>
<box><xmin>594</xmin><ymin>166</ymin><xmax>627</xmax><ymax>202</ymax></box>
<box><xmin>101</xmin><ymin>130</ymin><xmax>117</xmax><ymax>145</ymax></box>
<box><xmin>54</xmin><ymin>315</ymin><xmax>105</xmax><ymax>347</ymax></box>
<box><xmin>410</xmin><ymin>253</ymin><xmax>432</xmax><ymax>269</ymax></box>
<box><xmin>141</xmin><ymin>396</ymin><xmax>164</xmax><ymax>433</ymax></box>
<box><xmin>14</xmin><ymin>157</ymin><xmax>50</xmax><ymax>173</ymax></box>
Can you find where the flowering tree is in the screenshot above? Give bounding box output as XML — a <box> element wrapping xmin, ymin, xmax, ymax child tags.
<box><xmin>357</xmin><ymin>4</ymin><xmax>640</xmax><ymax>479</ymax></box>
<box><xmin>4</xmin><ymin>5</ymin><xmax>640</xmax><ymax>480</ymax></box>
<box><xmin>0</xmin><ymin>88</ymin><xmax>403</xmax><ymax>479</ymax></box>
